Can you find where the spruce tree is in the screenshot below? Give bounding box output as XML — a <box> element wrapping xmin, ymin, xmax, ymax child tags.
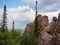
<box><xmin>1</xmin><ymin>5</ymin><xmax>7</xmax><ymax>32</ymax></box>
<box><xmin>12</xmin><ymin>20</ymin><xmax>15</xmax><ymax>31</ymax></box>
<box><xmin>34</xmin><ymin>0</ymin><xmax>39</xmax><ymax>36</ymax></box>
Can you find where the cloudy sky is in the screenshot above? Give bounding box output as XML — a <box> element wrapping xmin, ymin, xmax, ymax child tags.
<box><xmin>0</xmin><ymin>0</ymin><xmax>60</xmax><ymax>30</ymax></box>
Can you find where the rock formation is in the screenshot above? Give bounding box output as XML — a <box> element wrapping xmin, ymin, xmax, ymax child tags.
<box><xmin>40</xmin><ymin>15</ymin><xmax>48</xmax><ymax>31</ymax></box>
<box><xmin>47</xmin><ymin>13</ymin><xmax>60</xmax><ymax>35</ymax></box>
<box><xmin>25</xmin><ymin>23</ymin><xmax>34</xmax><ymax>33</ymax></box>
<box><xmin>25</xmin><ymin>14</ymin><xmax>49</xmax><ymax>33</ymax></box>
<box><xmin>41</xmin><ymin>13</ymin><xmax>60</xmax><ymax>45</ymax></box>
<box><xmin>25</xmin><ymin>13</ymin><xmax>60</xmax><ymax>45</ymax></box>
<box><xmin>58</xmin><ymin>13</ymin><xmax>60</xmax><ymax>24</ymax></box>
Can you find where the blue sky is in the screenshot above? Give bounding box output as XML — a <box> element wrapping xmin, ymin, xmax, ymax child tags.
<box><xmin>0</xmin><ymin>0</ymin><xmax>60</xmax><ymax>12</ymax></box>
<box><xmin>0</xmin><ymin>0</ymin><xmax>60</xmax><ymax>30</ymax></box>
<box><xmin>0</xmin><ymin>0</ymin><xmax>28</xmax><ymax>8</ymax></box>
<box><xmin>0</xmin><ymin>0</ymin><xmax>60</xmax><ymax>13</ymax></box>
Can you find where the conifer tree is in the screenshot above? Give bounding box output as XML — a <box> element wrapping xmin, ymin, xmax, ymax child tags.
<box><xmin>1</xmin><ymin>5</ymin><xmax>7</xmax><ymax>32</ymax></box>
<box><xmin>34</xmin><ymin>0</ymin><xmax>39</xmax><ymax>36</ymax></box>
<box><xmin>12</xmin><ymin>20</ymin><xmax>15</xmax><ymax>31</ymax></box>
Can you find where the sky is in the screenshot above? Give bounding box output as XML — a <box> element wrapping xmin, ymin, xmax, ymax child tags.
<box><xmin>0</xmin><ymin>0</ymin><xmax>60</xmax><ymax>30</ymax></box>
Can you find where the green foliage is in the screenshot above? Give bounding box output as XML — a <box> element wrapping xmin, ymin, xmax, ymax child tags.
<box><xmin>0</xmin><ymin>30</ymin><xmax>21</xmax><ymax>45</ymax></box>
<box><xmin>20</xmin><ymin>30</ymin><xmax>39</xmax><ymax>45</ymax></box>
<box><xmin>0</xmin><ymin>30</ymin><xmax>39</xmax><ymax>45</ymax></box>
<box><xmin>34</xmin><ymin>16</ymin><xmax>39</xmax><ymax>36</ymax></box>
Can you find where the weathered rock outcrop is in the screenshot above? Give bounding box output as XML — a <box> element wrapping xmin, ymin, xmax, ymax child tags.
<box><xmin>41</xmin><ymin>13</ymin><xmax>60</xmax><ymax>45</ymax></box>
<box><xmin>25</xmin><ymin>23</ymin><xmax>34</xmax><ymax>33</ymax></box>
<box><xmin>58</xmin><ymin>13</ymin><xmax>60</xmax><ymax>24</ymax></box>
<box><xmin>40</xmin><ymin>15</ymin><xmax>48</xmax><ymax>31</ymax></box>
<box><xmin>47</xmin><ymin>13</ymin><xmax>60</xmax><ymax>35</ymax></box>
<box><xmin>25</xmin><ymin>13</ymin><xmax>60</xmax><ymax>45</ymax></box>
<box><xmin>25</xmin><ymin>14</ymin><xmax>49</xmax><ymax>33</ymax></box>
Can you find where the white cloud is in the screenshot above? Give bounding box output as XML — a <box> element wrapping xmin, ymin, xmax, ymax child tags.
<box><xmin>0</xmin><ymin>5</ymin><xmax>60</xmax><ymax>30</ymax></box>
<box><xmin>22</xmin><ymin>0</ymin><xmax>60</xmax><ymax>5</ymax></box>
<box><xmin>22</xmin><ymin>0</ymin><xmax>60</xmax><ymax>12</ymax></box>
<box><xmin>22</xmin><ymin>0</ymin><xmax>42</xmax><ymax>4</ymax></box>
<box><xmin>38</xmin><ymin>11</ymin><xmax>60</xmax><ymax>22</ymax></box>
<box><xmin>43</xmin><ymin>11</ymin><xmax>60</xmax><ymax>22</ymax></box>
<box><xmin>0</xmin><ymin>6</ymin><xmax>35</xmax><ymax>30</ymax></box>
<box><xmin>41</xmin><ymin>3</ymin><xmax>60</xmax><ymax>12</ymax></box>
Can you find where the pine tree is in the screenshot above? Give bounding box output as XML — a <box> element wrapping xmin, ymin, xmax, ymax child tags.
<box><xmin>12</xmin><ymin>20</ymin><xmax>15</xmax><ymax>31</ymax></box>
<box><xmin>1</xmin><ymin>5</ymin><xmax>7</xmax><ymax>32</ymax></box>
